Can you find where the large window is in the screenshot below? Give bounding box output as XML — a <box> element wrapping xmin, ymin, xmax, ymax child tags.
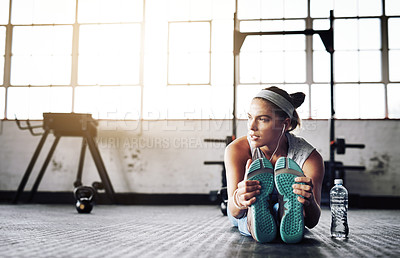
<box><xmin>236</xmin><ymin>0</ymin><xmax>400</xmax><ymax>119</ymax></box>
<box><xmin>1</xmin><ymin>0</ymin><xmax>144</xmax><ymax>120</ymax></box>
<box><xmin>1</xmin><ymin>0</ymin><xmax>399</xmax><ymax>120</ymax></box>
<box><xmin>142</xmin><ymin>0</ymin><xmax>234</xmax><ymax>119</ymax></box>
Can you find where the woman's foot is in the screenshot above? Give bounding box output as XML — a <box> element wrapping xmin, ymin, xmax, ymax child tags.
<box><xmin>246</xmin><ymin>158</ymin><xmax>277</xmax><ymax>243</ymax></box>
<box><xmin>274</xmin><ymin>157</ymin><xmax>305</xmax><ymax>244</ymax></box>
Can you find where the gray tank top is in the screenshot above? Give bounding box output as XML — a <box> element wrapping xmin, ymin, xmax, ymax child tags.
<box><xmin>248</xmin><ymin>132</ymin><xmax>315</xmax><ymax>169</ymax></box>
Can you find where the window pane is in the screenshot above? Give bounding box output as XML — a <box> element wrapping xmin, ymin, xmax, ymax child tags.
<box><xmin>11</xmin><ymin>26</ymin><xmax>72</xmax><ymax>85</ymax></box>
<box><xmin>212</xmin><ymin>20</ymin><xmax>233</xmax><ymax>52</ymax></box>
<box><xmin>7</xmin><ymin>87</ymin><xmax>72</xmax><ymax>119</ymax></box>
<box><xmin>168</xmin><ymin>53</ymin><xmax>190</xmax><ymax>84</ymax></box>
<box><xmin>0</xmin><ymin>55</ymin><xmax>4</xmax><ymax>84</ymax></box>
<box><xmin>30</xmin><ymin>56</ymin><xmax>57</xmax><ymax>85</ymax></box>
<box><xmin>168</xmin><ymin>22</ymin><xmax>210</xmax><ymax>85</ymax></box>
<box><xmin>358</xmin><ymin>0</ymin><xmax>382</xmax><ymax>16</ymax></box>
<box><xmin>261</xmin><ymin>52</ymin><xmax>284</xmax><ymax>83</ymax></box>
<box><xmin>169</xmin><ymin>22</ymin><xmax>210</xmax><ymax>52</ymax></box>
<box><xmin>211</xmin><ymin>52</ymin><xmax>233</xmax><ymax>85</ymax></box>
<box><xmin>212</xmin><ymin>0</ymin><xmax>235</xmax><ymax>20</ymax></box>
<box><xmin>189</xmin><ymin>0</ymin><xmax>212</xmax><ymax>21</ymax></box>
<box><xmin>78</xmin><ymin>0</ymin><xmax>143</xmax><ymax>23</ymax></box>
<box><xmin>0</xmin><ymin>87</ymin><xmax>4</xmax><ymax>119</ymax></box>
<box><xmin>261</xmin><ymin>0</ymin><xmax>284</xmax><ymax>19</ymax></box>
<box><xmin>386</xmin><ymin>0</ymin><xmax>400</xmax><ymax>15</ymax></box>
<box><xmin>0</xmin><ymin>0</ymin><xmax>9</xmax><ymax>24</ymax></box>
<box><xmin>261</xmin><ymin>35</ymin><xmax>284</xmax><ymax>51</ymax></box>
<box><xmin>0</xmin><ymin>26</ymin><xmax>5</xmax><ymax>83</ymax></box>
<box><xmin>283</xmin><ymin>35</ymin><xmax>305</xmax><ymax>51</ymax></box>
<box><xmin>241</xmin><ymin>20</ymin><xmax>305</xmax><ymax>33</ymax></box>
<box><xmin>51</xmin><ymin>56</ymin><xmax>72</xmax><ymax>85</ymax></box>
<box><xmin>335</xmin><ymin>19</ymin><xmax>358</xmax><ymax>51</ymax></box>
<box><xmin>13</xmin><ymin>26</ymin><xmax>72</xmax><ymax>55</ymax></box>
<box><xmin>48</xmin><ymin>87</ymin><xmax>73</xmax><ymax>113</ymax></box>
<box><xmin>359</xmin><ymin>84</ymin><xmax>385</xmax><ymax>119</ymax></box>
<box><xmin>284</xmin><ymin>0</ymin><xmax>307</xmax><ymax>18</ymax></box>
<box><xmin>238</xmin><ymin>0</ymin><xmax>307</xmax><ymax>19</ymax></box>
<box><xmin>0</xmin><ymin>26</ymin><xmax>5</xmax><ymax>54</ymax></box>
<box><xmin>167</xmin><ymin>0</ymin><xmax>190</xmax><ymax>21</ymax></box>
<box><xmin>334</xmin><ymin>0</ymin><xmax>357</xmax><ymax>17</ymax></box>
<box><xmin>335</xmin><ymin>84</ymin><xmax>385</xmax><ymax>119</ymax></box>
<box><xmin>74</xmin><ymin>86</ymin><xmax>141</xmax><ymax>119</ymax></box>
<box><xmin>311</xmin><ymin>0</ymin><xmax>333</xmax><ymax>18</ymax></box>
<box><xmin>359</xmin><ymin>51</ymin><xmax>381</xmax><ymax>82</ymax></box>
<box><xmin>387</xmin><ymin>84</ymin><xmax>400</xmax><ymax>118</ymax></box>
<box><xmin>11</xmin><ymin>55</ymin><xmax>72</xmax><ymax>86</ymax></box>
<box><xmin>237</xmin><ymin>0</ymin><xmax>261</xmax><ymax>19</ymax></box>
<box><xmin>313</xmin><ymin>18</ymin><xmax>330</xmax><ymax>31</ymax></box>
<box><xmin>389</xmin><ymin>50</ymin><xmax>400</xmax><ymax>81</ymax></box>
<box><xmin>335</xmin><ymin>51</ymin><xmax>359</xmax><ymax>82</ymax></box>
<box><xmin>241</xmin><ymin>35</ymin><xmax>305</xmax><ymax>84</ymax></box>
<box><xmin>284</xmin><ymin>51</ymin><xmax>306</xmax><ymax>83</ymax></box>
<box><xmin>188</xmin><ymin>53</ymin><xmax>210</xmax><ymax>83</ymax></box>
<box><xmin>388</xmin><ymin>18</ymin><xmax>400</xmax><ymax>49</ymax></box>
<box><xmin>98</xmin><ymin>86</ymin><xmax>141</xmax><ymax>119</ymax></box>
<box><xmin>240</xmin><ymin>52</ymin><xmax>261</xmax><ymax>83</ymax></box>
<box><xmin>311</xmin><ymin>84</ymin><xmax>331</xmax><ymax>119</ymax></box>
<box><xmin>74</xmin><ymin>86</ymin><xmax>100</xmax><ymax>117</ymax></box>
<box><xmin>10</xmin><ymin>56</ymin><xmax>32</xmax><ymax>85</ymax></box>
<box><xmin>313</xmin><ymin>51</ymin><xmax>330</xmax><ymax>83</ymax></box>
<box><xmin>335</xmin><ymin>84</ymin><xmax>359</xmax><ymax>119</ymax></box>
<box><xmin>11</xmin><ymin>0</ymin><xmax>75</xmax><ymax>24</ymax></box>
<box><xmin>6</xmin><ymin>87</ymin><xmax>29</xmax><ymax>119</ymax></box>
<box><xmin>78</xmin><ymin>24</ymin><xmax>141</xmax><ymax>85</ymax></box>
<box><xmin>359</xmin><ymin>19</ymin><xmax>380</xmax><ymax>50</ymax></box>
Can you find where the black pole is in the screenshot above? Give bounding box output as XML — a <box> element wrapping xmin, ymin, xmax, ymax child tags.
<box><xmin>85</xmin><ymin>133</ymin><xmax>116</xmax><ymax>203</ymax></box>
<box><xmin>28</xmin><ymin>135</ymin><xmax>61</xmax><ymax>202</ymax></box>
<box><xmin>232</xmin><ymin>12</ymin><xmax>239</xmax><ymax>139</ymax></box>
<box><xmin>12</xmin><ymin>130</ymin><xmax>49</xmax><ymax>203</ymax></box>
<box><xmin>329</xmin><ymin>10</ymin><xmax>336</xmax><ymax>178</ymax></box>
<box><xmin>74</xmin><ymin>138</ymin><xmax>87</xmax><ymax>187</ymax></box>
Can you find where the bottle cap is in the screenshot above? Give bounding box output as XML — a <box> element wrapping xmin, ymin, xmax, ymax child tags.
<box><xmin>334</xmin><ymin>179</ymin><xmax>343</xmax><ymax>185</ymax></box>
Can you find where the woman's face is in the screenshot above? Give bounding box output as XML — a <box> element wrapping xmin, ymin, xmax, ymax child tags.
<box><xmin>247</xmin><ymin>98</ymin><xmax>285</xmax><ymax>149</ymax></box>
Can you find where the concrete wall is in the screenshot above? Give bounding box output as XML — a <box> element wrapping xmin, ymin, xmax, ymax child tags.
<box><xmin>0</xmin><ymin>119</ymin><xmax>399</xmax><ymax>197</ymax></box>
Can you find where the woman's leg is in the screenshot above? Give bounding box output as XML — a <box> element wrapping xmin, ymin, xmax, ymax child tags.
<box><xmin>227</xmin><ymin>208</ymin><xmax>251</xmax><ymax>237</ymax></box>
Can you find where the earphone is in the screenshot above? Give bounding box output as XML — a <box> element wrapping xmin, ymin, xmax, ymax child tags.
<box><xmin>270</xmin><ymin>124</ymin><xmax>287</xmax><ymax>162</ymax></box>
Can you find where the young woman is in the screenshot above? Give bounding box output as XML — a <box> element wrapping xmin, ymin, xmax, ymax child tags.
<box><xmin>224</xmin><ymin>86</ymin><xmax>324</xmax><ymax>243</ymax></box>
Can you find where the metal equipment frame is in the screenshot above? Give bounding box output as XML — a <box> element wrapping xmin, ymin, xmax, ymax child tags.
<box><xmin>13</xmin><ymin>113</ymin><xmax>117</xmax><ymax>204</ymax></box>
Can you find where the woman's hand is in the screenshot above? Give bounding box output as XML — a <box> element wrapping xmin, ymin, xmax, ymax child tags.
<box><xmin>292</xmin><ymin>176</ymin><xmax>315</xmax><ymax>206</ymax></box>
<box><xmin>234</xmin><ymin>159</ymin><xmax>262</xmax><ymax>209</ymax></box>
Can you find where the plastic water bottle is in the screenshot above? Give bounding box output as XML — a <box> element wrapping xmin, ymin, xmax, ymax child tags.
<box><xmin>330</xmin><ymin>179</ymin><xmax>349</xmax><ymax>238</ymax></box>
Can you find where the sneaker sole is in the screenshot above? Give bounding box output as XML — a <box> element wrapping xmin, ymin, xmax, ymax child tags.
<box><xmin>247</xmin><ymin>158</ymin><xmax>277</xmax><ymax>243</ymax></box>
<box><xmin>274</xmin><ymin>157</ymin><xmax>305</xmax><ymax>244</ymax></box>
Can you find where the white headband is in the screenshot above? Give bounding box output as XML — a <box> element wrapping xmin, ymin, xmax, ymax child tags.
<box><xmin>255</xmin><ymin>90</ymin><xmax>294</xmax><ymax>119</ymax></box>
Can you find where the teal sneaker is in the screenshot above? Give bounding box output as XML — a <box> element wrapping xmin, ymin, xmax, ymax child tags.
<box><xmin>247</xmin><ymin>158</ymin><xmax>277</xmax><ymax>243</ymax></box>
<box><xmin>274</xmin><ymin>157</ymin><xmax>305</xmax><ymax>244</ymax></box>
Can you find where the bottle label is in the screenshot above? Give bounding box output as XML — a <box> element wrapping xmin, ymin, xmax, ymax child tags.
<box><xmin>330</xmin><ymin>197</ymin><xmax>348</xmax><ymax>206</ymax></box>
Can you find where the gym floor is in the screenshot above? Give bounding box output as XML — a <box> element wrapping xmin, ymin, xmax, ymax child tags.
<box><xmin>0</xmin><ymin>204</ymin><xmax>398</xmax><ymax>258</ymax></box>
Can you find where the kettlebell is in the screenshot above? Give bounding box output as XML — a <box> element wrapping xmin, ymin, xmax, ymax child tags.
<box><xmin>74</xmin><ymin>186</ymin><xmax>96</xmax><ymax>214</ymax></box>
